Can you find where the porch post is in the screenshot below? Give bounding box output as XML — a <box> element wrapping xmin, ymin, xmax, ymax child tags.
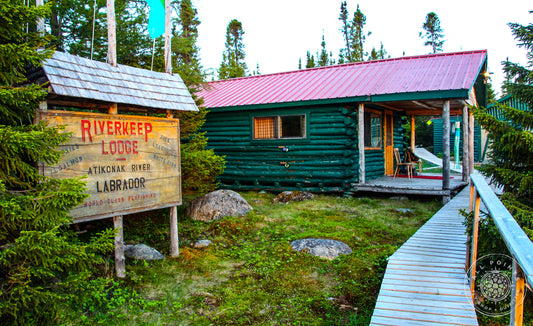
<box><xmin>462</xmin><ymin>106</ymin><xmax>469</xmax><ymax>182</ymax></box>
<box><xmin>468</xmin><ymin>110</ymin><xmax>475</xmax><ymax>176</ymax></box>
<box><xmin>442</xmin><ymin>100</ymin><xmax>451</xmax><ymax>203</ymax></box>
<box><xmin>410</xmin><ymin>115</ymin><xmax>416</xmax><ymax>150</ymax></box>
<box><xmin>358</xmin><ymin>103</ymin><xmax>365</xmax><ymax>184</ymax></box>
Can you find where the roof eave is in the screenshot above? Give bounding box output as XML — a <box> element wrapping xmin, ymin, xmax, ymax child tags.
<box><xmin>371</xmin><ymin>89</ymin><xmax>471</xmax><ymax>103</ymax></box>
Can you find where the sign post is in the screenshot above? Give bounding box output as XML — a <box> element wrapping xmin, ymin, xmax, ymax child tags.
<box><xmin>38</xmin><ymin>110</ymin><xmax>181</xmax><ymax>276</ymax></box>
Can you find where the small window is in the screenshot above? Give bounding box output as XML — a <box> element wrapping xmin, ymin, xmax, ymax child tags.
<box><xmin>364</xmin><ymin>112</ymin><xmax>382</xmax><ymax>148</ymax></box>
<box><xmin>254</xmin><ymin>115</ymin><xmax>306</xmax><ymax>139</ymax></box>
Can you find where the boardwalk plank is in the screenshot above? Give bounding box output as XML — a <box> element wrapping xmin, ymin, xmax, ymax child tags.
<box><xmin>379</xmin><ymin>283</ymin><xmax>467</xmax><ymax>296</ymax></box>
<box><xmin>403</xmin><ymin>240</ymin><xmax>466</xmax><ymax>250</ymax></box>
<box><xmin>381</xmin><ymin>279</ymin><xmax>466</xmax><ymax>291</ymax></box>
<box><xmin>377</xmin><ymin>294</ymin><xmax>474</xmax><ymax>310</ymax></box>
<box><xmin>370</xmin><ymin>315</ymin><xmax>467</xmax><ymax>326</ymax></box>
<box><xmin>384</xmin><ymin>273</ymin><xmax>465</xmax><ymax>285</ymax></box>
<box><xmin>384</xmin><ymin>268</ymin><xmax>467</xmax><ymax>281</ymax></box>
<box><xmin>374</xmin><ymin>301</ymin><xmax>476</xmax><ymax>317</ymax></box>
<box><xmin>376</xmin><ymin>289</ymin><xmax>474</xmax><ymax>304</ymax></box>
<box><xmin>375</xmin><ymin>310</ymin><xmax>478</xmax><ymax>325</ymax></box>
<box><xmin>386</xmin><ymin>264</ymin><xmax>467</xmax><ymax>274</ymax></box>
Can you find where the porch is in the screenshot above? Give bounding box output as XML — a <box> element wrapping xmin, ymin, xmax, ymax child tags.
<box><xmin>352</xmin><ymin>173</ymin><xmax>467</xmax><ymax>197</ymax></box>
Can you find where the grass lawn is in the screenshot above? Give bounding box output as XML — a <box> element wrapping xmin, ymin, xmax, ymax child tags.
<box><xmin>65</xmin><ymin>192</ymin><xmax>442</xmax><ymax>325</ymax></box>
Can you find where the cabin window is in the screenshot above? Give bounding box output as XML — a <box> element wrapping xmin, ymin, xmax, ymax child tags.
<box><xmin>364</xmin><ymin>112</ymin><xmax>382</xmax><ymax>148</ymax></box>
<box><xmin>253</xmin><ymin>115</ymin><xmax>306</xmax><ymax>139</ymax></box>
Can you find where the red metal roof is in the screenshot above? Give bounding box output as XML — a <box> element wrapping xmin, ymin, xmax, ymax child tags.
<box><xmin>198</xmin><ymin>50</ymin><xmax>487</xmax><ymax>109</ymax></box>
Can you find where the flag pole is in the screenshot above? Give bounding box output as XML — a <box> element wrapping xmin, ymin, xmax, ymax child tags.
<box><xmin>151</xmin><ymin>38</ymin><xmax>156</xmax><ymax>71</ymax></box>
<box><xmin>164</xmin><ymin>0</ymin><xmax>171</xmax><ymax>74</ymax></box>
<box><xmin>107</xmin><ymin>0</ymin><xmax>117</xmax><ymax>67</ymax></box>
<box><xmin>91</xmin><ymin>0</ymin><xmax>97</xmax><ymax>60</ymax></box>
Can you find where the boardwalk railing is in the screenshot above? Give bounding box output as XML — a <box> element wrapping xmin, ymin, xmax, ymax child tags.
<box><xmin>468</xmin><ymin>174</ymin><xmax>533</xmax><ymax>325</ymax></box>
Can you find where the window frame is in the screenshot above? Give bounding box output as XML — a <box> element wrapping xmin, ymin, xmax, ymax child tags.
<box><xmin>252</xmin><ymin>114</ymin><xmax>307</xmax><ymax>141</ymax></box>
<box><xmin>364</xmin><ymin>109</ymin><xmax>383</xmax><ymax>150</ymax></box>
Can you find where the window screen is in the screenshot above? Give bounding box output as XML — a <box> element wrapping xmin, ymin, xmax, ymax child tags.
<box><xmin>280</xmin><ymin>115</ymin><xmax>305</xmax><ymax>138</ymax></box>
<box><xmin>253</xmin><ymin>115</ymin><xmax>305</xmax><ymax>139</ymax></box>
<box><xmin>364</xmin><ymin>112</ymin><xmax>382</xmax><ymax>148</ymax></box>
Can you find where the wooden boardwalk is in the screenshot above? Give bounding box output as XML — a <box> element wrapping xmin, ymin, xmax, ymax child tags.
<box><xmin>370</xmin><ymin>187</ymin><xmax>478</xmax><ymax>325</ymax></box>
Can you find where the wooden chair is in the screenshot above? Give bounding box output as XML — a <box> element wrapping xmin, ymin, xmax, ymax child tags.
<box><xmin>393</xmin><ymin>148</ymin><xmax>416</xmax><ymax>179</ymax></box>
<box><xmin>405</xmin><ymin>148</ymin><xmax>422</xmax><ymax>174</ymax></box>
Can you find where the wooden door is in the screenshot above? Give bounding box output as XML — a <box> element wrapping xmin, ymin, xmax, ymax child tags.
<box><xmin>384</xmin><ymin>111</ymin><xmax>394</xmax><ymax>175</ymax></box>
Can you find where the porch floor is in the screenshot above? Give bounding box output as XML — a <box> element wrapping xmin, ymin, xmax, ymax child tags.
<box><xmin>351</xmin><ymin>173</ymin><xmax>467</xmax><ymax>196</ymax></box>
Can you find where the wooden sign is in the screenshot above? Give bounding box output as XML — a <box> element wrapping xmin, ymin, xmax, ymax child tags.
<box><xmin>38</xmin><ymin>110</ymin><xmax>181</xmax><ymax>222</ymax></box>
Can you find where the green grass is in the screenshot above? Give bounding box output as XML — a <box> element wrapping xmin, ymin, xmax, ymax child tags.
<box><xmin>62</xmin><ymin>192</ymin><xmax>443</xmax><ymax>325</ymax></box>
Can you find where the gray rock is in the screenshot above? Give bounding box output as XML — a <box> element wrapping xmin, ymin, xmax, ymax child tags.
<box><xmin>272</xmin><ymin>191</ymin><xmax>314</xmax><ymax>204</ymax></box>
<box><xmin>290</xmin><ymin>238</ymin><xmax>352</xmax><ymax>260</ymax></box>
<box><xmin>124</xmin><ymin>244</ymin><xmax>164</xmax><ymax>260</ymax></box>
<box><xmin>187</xmin><ymin>189</ymin><xmax>253</xmax><ymax>222</ymax></box>
<box><xmin>395</xmin><ymin>208</ymin><xmax>413</xmax><ymax>214</ymax></box>
<box><xmin>192</xmin><ymin>239</ymin><xmax>212</xmax><ymax>248</ymax></box>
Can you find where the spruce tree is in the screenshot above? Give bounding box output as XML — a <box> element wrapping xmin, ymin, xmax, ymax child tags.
<box><xmin>420</xmin><ymin>12</ymin><xmax>445</xmax><ymax>53</ymax></box>
<box><xmin>351</xmin><ymin>4</ymin><xmax>369</xmax><ymax>62</ymax></box>
<box><xmin>317</xmin><ymin>33</ymin><xmax>329</xmax><ymax>67</ymax></box>
<box><xmin>305</xmin><ymin>51</ymin><xmax>315</xmax><ymax>68</ymax></box>
<box><xmin>0</xmin><ymin>1</ymin><xmax>114</xmax><ymax>324</ymax></box>
<box><xmin>474</xmin><ymin>17</ymin><xmax>533</xmax><ymax>238</ymax></box>
<box><xmin>338</xmin><ymin>2</ymin><xmax>370</xmax><ymax>63</ymax></box>
<box><xmin>339</xmin><ymin>1</ymin><xmax>352</xmax><ymax>62</ymax></box>
<box><xmin>218</xmin><ymin>19</ymin><xmax>247</xmax><ymax>79</ymax></box>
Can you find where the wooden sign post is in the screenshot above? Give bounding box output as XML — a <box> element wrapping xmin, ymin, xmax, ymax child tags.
<box><xmin>38</xmin><ymin>110</ymin><xmax>182</xmax><ymax>277</ymax></box>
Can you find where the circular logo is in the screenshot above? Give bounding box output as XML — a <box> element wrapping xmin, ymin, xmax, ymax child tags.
<box><xmin>465</xmin><ymin>253</ymin><xmax>526</xmax><ymax>317</ymax></box>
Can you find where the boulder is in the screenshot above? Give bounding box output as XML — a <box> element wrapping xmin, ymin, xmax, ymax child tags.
<box><xmin>272</xmin><ymin>191</ymin><xmax>314</xmax><ymax>204</ymax></box>
<box><xmin>124</xmin><ymin>244</ymin><xmax>164</xmax><ymax>260</ymax></box>
<box><xmin>187</xmin><ymin>189</ymin><xmax>252</xmax><ymax>222</ymax></box>
<box><xmin>290</xmin><ymin>238</ymin><xmax>352</xmax><ymax>260</ymax></box>
<box><xmin>192</xmin><ymin>239</ymin><xmax>212</xmax><ymax>248</ymax></box>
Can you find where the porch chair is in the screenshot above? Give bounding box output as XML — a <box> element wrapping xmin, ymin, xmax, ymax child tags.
<box><xmin>393</xmin><ymin>148</ymin><xmax>416</xmax><ymax>179</ymax></box>
<box><xmin>405</xmin><ymin>147</ymin><xmax>422</xmax><ymax>174</ymax></box>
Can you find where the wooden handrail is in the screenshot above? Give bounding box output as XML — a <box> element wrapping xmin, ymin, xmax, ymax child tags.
<box><xmin>470</xmin><ymin>174</ymin><xmax>533</xmax><ymax>285</ymax></box>
<box><xmin>469</xmin><ymin>173</ymin><xmax>533</xmax><ymax>325</ymax></box>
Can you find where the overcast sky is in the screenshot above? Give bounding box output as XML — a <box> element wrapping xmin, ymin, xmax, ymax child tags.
<box><xmin>193</xmin><ymin>0</ymin><xmax>531</xmax><ymax>96</ymax></box>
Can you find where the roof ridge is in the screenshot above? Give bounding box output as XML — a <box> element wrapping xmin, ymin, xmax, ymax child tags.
<box><xmin>208</xmin><ymin>50</ymin><xmax>488</xmax><ymax>84</ymax></box>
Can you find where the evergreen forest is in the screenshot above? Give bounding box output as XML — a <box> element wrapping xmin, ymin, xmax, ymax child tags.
<box><xmin>1</xmin><ymin>0</ymin><xmax>532</xmax><ymax>325</ymax></box>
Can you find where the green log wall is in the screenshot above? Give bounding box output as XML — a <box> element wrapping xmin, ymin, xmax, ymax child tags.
<box><xmin>203</xmin><ymin>105</ymin><xmax>406</xmax><ymax>194</ymax></box>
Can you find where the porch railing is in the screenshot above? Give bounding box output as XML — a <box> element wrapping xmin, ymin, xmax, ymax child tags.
<box><xmin>468</xmin><ymin>174</ymin><xmax>533</xmax><ymax>325</ymax></box>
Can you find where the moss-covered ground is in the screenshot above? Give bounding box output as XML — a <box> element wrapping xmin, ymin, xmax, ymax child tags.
<box><xmin>61</xmin><ymin>192</ymin><xmax>443</xmax><ymax>325</ymax></box>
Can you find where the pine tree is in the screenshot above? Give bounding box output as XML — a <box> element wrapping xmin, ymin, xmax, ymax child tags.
<box><xmin>473</xmin><ymin>17</ymin><xmax>533</xmax><ymax>239</ymax></box>
<box><xmin>369</xmin><ymin>42</ymin><xmax>389</xmax><ymax>60</ymax></box>
<box><xmin>317</xmin><ymin>33</ymin><xmax>329</xmax><ymax>67</ymax></box>
<box><xmin>305</xmin><ymin>51</ymin><xmax>315</xmax><ymax>68</ymax></box>
<box><xmin>420</xmin><ymin>12</ymin><xmax>445</xmax><ymax>53</ymax></box>
<box><xmin>338</xmin><ymin>2</ymin><xmax>370</xmax><ymax>63</ymax></box>
<box><xmin>339</xmin><ymin>1</ymin><xmax>352</xmax><ymax>62</ymax></box>
<box><xmin>218</xmin><ymin>19</ymin><xmax>247</xmax><ymax>79</ymax></box>
<box><xmin>253</xmin><ymin>62</ymin><xmax>261</xmax><ymax>75</ymax></box>
<box><xmin>0</xmin><ymin>1</ymin><xmax>114</xmax><ymax>324</ymax></box>
<box><xmin>351</xmin><ymin>4</ymin><xmax>369</xmax><ymax>62</ymax></box>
